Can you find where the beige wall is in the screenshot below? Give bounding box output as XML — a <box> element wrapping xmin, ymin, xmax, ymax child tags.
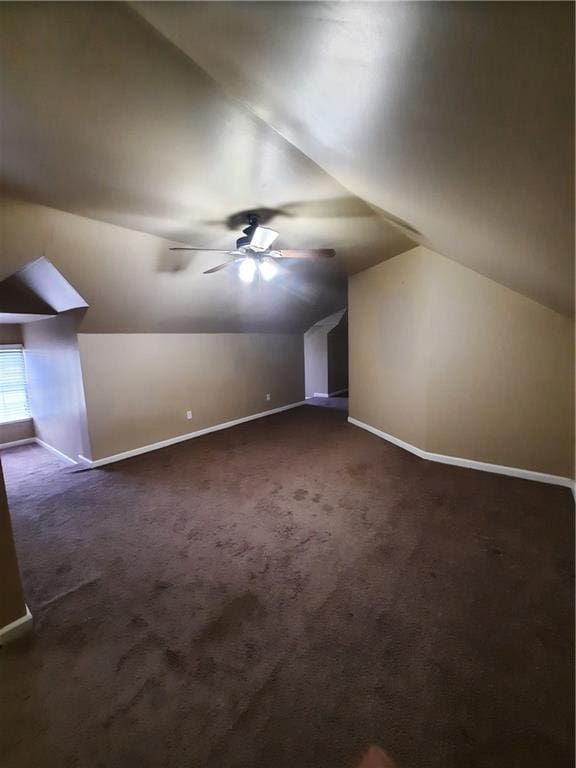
<box><xmin>0</xmin><ymin>195</ymin><xmax>347</xmax><ymax>335</ymax></box>
<box><xmin>78</xmin><ymin>333</ymin><xmax>304</xmax><ymax>460</ymax></box>
<box><xmin>0</xmin><ymin>420</ymin><xmax>35</xmax><ymax>445</ymax></box>
<box><xmin>349</xmin><ymin>246</ymin><xmax>575</xmax><ymax>478</ymax></box>
<box><xmin>0</xmin><ymin>325</ymin><xmax>22</xmax><ymax>344</ymax></box>
<box><xmin>350</xmin><ymin>249</ymin><xmax>430</xmax><ymax>448</ymax></box>
<box><xmin>23</xmin><ymin>314</ymin><xmax>92</xmax><ymax>462</ymax></box>
<box><xmin>304</xmin><ymin>326</ymin><xmax>327</xmax><ymax>398</ymax></box>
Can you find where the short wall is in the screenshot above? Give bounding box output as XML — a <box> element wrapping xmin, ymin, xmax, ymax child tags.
<box><xmin>78</xmin><ymin>333</ymin><xmax>305</xmax><ymax>460</ymax></box>
<box><xmin>0</xmin><ymin>420</ymin><xmax>35</xmax><ymax>446</ymax></box>
<box><xmin>349</xmin><ymin>246</ymin><xmax>575</xmax><ymax>478</ymax></box>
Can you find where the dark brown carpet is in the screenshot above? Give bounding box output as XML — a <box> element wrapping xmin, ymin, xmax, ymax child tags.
<box><xmin>0</xmin><ymin>405</ymin><xmax>573</xmax><ymax>768</ymax></box>
<box><xmin>306</xmin><ymin>396</ymin><xmax>348</xmax><ymax>411</ymax></box>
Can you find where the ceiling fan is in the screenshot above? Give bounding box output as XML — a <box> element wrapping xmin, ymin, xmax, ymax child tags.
<box><xmin>169</xmin><ymin>213</ymin><xmax>335</xmax><ymax>282</ymax></box>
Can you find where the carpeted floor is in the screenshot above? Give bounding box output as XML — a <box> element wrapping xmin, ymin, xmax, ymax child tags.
<box><xmin>305</xmin><ymin>395</ymin><xmax>348</xmax><ymax>411</ymax></box>
<box><xmin>0</xmin><ymin>405</ymin><xmax>573</xmax><ymax>768</ymax></box>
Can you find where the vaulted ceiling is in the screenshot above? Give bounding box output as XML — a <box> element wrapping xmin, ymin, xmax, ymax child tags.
<box><xmin>135</xmin><ymin>1</ymin><xmax>575</xmax><ymax>317</ymax></box>
<box><xmin>0</xmin><ymin>1</ymin><xmax>573</xmax><ymax>332</ymax></box>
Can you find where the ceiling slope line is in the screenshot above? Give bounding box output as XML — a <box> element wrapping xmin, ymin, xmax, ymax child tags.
<box><xmin>127</xmin><ymin>3</ymin><xmax>415</xmax><ymax>246</ymax></box>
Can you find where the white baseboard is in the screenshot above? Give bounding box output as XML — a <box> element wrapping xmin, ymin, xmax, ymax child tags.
<box><xmin>35</xmin><ymin>438</ymin><xmax>77</xmax><ymax>465</ymax></box>
<box><xmin>0</xmin><ymin>604</ymin><xmax>33</xmax><ymax>646</ymax></box>
<box><xmin>311</xmin><ymin>389</ymin><xmax>348</xmax><ymax>398</ymax></box>
<box><xmin>0</xmin><ymin>436</ymin><xmax>77</xmax><ymax>466</ymax></box>
<box><xmin>80</xmin><ymin>400</ymin><xmax>306</xmax><ymax>469</ymax></box>
<box><xmin>348</xmin><ymin>417</ymin><xmax>575</xmax><ymax>490</ymax></box>
<box><xmin>0</xmin><ymin>437</ymin><xmax>35</xmax><ymax>451</ymax></box>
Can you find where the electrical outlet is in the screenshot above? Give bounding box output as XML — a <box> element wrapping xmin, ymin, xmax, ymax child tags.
<box><xmin>186</xmin><ymin>410</ymin><xmax>193</xmax><ymax>420</ymax></box>
<box><xmin>266</xmin><ymin>393</ymin><xmax>271</xmax><ymax>401</ymax></box>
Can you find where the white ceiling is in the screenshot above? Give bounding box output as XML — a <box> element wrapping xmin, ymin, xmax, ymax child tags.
<box><xmin>136</xmin><ymin>1</ymin><xmax>575</xmax><ymax>317</ymax></box>
<box><xmin>0</xmin><ymin>1</ymin><xmax>414</xmax><ymax>332</ymax></box>
<box><xmin>0</xmin><ymin>1</ymin><xmax>573</xmax><ymax>333</ymax></box>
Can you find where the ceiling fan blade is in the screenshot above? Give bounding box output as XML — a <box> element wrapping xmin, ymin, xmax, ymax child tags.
<box><xmin>169</xmin><ymin>247</ymin><xmax>231</xmax><ymax>252</ymax></box>
<box><xmin>283</xmin><ymin>196</ymin><xmax>376</xmax><ymax>219</ymax></box>
<box><xmin>275</xmin><ymin>249</ymin><xmax>335</xmax><ymax>259</ymax></box>
<box><xmin>218</xmin><ymin>196</ymin><xmax>377</xmax><ymax>230</ymax></box>
<box><xmin>223</xmin><ymin>207</ymin><xmax>286</xmax><ymax>230</ymax></box>
<box><xmin>203</xmin><ymin>258</ymin><xmax>243</xmax><ymax>274</ymax></box>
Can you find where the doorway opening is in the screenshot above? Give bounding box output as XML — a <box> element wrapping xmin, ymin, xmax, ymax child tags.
<box><xmin>304</xmin><ymin>309</ymin><xmax>348</xmax><ymax>413</ymax></box>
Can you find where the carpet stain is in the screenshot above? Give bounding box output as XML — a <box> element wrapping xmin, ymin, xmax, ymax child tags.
<box><xmin>103</xmin><ymin>677</ymin><xmax>161</xmax><ymax>731</ymax></box>
<box><xmin>164</xmin><ymin>648</ymin><xmax>186</xmax><ymax>671</ymax></box>
<box><xmin>489</xmin><ymin>546</ymin><xmax>504</xmax><ymax>557</ymax></box>
<box><xmin>0</xmin><ymin>406</ymin><xmax>573</xmax><ymax>768</ymax></box>
<box><xmin>57</xmin><ymin>622</ymin><xmax>89</xmax><ymax>649</ymax></box>
<box><xmin>347</xmin><ymin>462</ymin><xmax>369</xmax><ymax>477</ymax></box>
<box><xmin>115</xmin><ymin>634</ymin><xmax>160</xmax><ymax>674</ymax></box>
<box><xmin>195</xmin><ymin>592</ymin><xmax>266</xmax><ymax>648</ymax></box>
<box><xmin>196</xmin><ymin>654</ymin><xmax>217</xmax><ymax>681</ymax></box>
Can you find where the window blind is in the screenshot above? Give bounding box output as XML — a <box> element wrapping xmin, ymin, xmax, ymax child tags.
<box><xmin>0</xmin><ymin>347</ymin><xmax>31</xmax><ymax>424</ymax></box>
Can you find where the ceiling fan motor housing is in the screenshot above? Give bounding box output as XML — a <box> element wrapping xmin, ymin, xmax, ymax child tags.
<box><xmin>235</xmin><ymin>214</ymin><xmax>260</xmax><ymax>249</ymax></box>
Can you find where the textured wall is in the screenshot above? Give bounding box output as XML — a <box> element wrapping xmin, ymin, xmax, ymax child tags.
<box><xmin>349</xmin><ymin>247</ymin><xmax>575</xmax><ymax>478</ymax></box>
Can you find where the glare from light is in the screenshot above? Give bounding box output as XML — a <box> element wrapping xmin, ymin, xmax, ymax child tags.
<box><xmin>259</xmin><ymin>259</ymin><xmax>278</xmax><ymax>281</ymax></box>
<box><xmin>239</xmin><ymin>257</ymin><xmax>257</xmax><ymax>283</ymax></box>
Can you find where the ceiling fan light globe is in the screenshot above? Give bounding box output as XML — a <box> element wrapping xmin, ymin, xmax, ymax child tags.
<box><xmin>250</xmin><ymin>226</ymin><xmax>279</xmax><ymax>251</ymax></box>
<box><xmin>239</xmin><ymin>257</ymin><xmax>257</xmax><ymax>283</ymax></box>
<box><xmin>259</xmin><ymin>260</ymin><xmax>278</xmax><ymax>281</ymax></box>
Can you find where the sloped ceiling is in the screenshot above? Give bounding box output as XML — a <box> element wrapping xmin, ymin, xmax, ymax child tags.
<box><xmin>0</xmin><ymin>2</ymin><xmax>573</xmax><ymax>333</ymax></box>
<box><xmin>0</xmin><ymin>276</ymin><xmax>55</xmax><ymax>322</ymax></box>
<box><xmin>0</xmin><ymin>256</ymin><xmax>88</xmax><ymax>327</ymax></box>
<box><xmin>0</xmin><ymin>197</ymin><xmax>346</xmax><ymax>334</ymax></box>
<box><xmin>0</xmin><ymin>1</ymin><xmax>413</xmax><ymax>333</ymax></box>
<box><xmin>135</xmin><ymin>1</ymin><xmax>575</xmax><ymax>317</ymax></box>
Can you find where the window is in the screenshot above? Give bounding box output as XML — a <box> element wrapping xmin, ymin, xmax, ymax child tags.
<box><xmin>0</xmin><ymin>346</ymin><xmax>31</xmax><ymax>424</ymax></box>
